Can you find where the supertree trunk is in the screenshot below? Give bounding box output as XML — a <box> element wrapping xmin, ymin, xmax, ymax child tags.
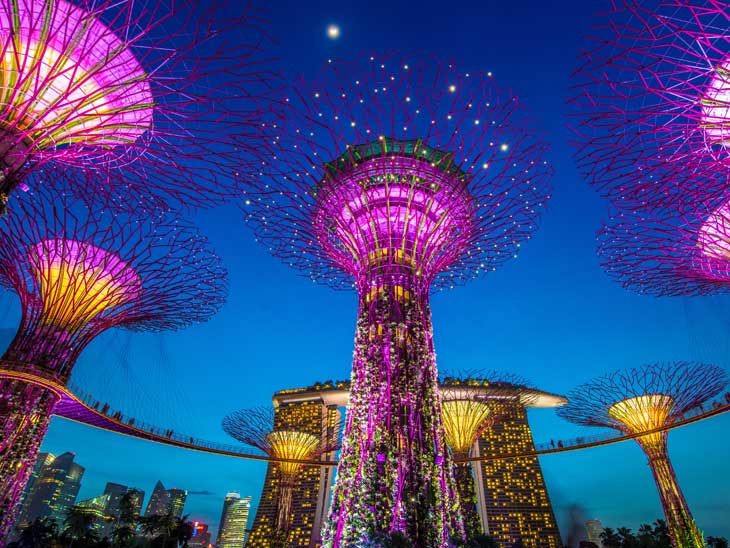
<box><xmin>645</xmin><ymin>449</ymin><xmax>704</xmax><ymax>548</ymax></box>
<box><xmin>275</xmin><ymin>476</ymin><xmax>295</xmax><ymax>548</ymax></box>
<box><xmin>0</xmin><ymin>376</ymin><xmax>59</xmax><ymax>540</ymax></box>
<box><xmin>453</xmin><ymin>461</ymin><xmax>481</xmax><ymax>539</ymax></box>
<box><xmin>324</xmin><ymin>273</ymin><xmax>462</xmax><ymax>547</ymax></box>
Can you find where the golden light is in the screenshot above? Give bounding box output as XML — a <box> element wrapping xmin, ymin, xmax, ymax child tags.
<box><xmin>326</xmin><ymin>24</ymin><xmax>340</xmax><ymax>39</ymax></box>
<box><xmin>32</xmin><ymin>239</ymin><xmax>141</xmax><ymax>330</ymax></box>
<box><xmin>608</xmin><ymin>394</ymin><xmax>674</xmax><ymax>449</ymax></box>
<box><xmin>267</xmin><ymin>430</ymin><xmax>321</xmax><ymax>476</ymax></box>
<box><xmin>442</xmin><ymin>399</ymin><xmax>492</xmax><ymax>456</ymax></box>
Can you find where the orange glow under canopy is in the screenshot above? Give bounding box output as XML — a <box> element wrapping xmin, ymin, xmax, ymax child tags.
<box><xmin>266</xmin><ymin>430</ymin><xmax>321</xmax><ymax>477</ymax></box>
<box><xmin>30</xmin><ymin>239</ymin><xmax>141</xmax><ymax>330</ymax></box>
<box><xmin>608</xmin><ymin>394</ymin><xmax>675</xmax><ymax>449</ymax></box>
<box><xmin>441</xmin><ymin>399</ymin><xmax>492</xmax><ymax>456</ymax></box>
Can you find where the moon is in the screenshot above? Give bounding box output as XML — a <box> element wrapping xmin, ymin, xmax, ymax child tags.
<box><xmin>327</xmin><ymin>24</ymin><xmax>340</xmax><ymax>40</ymax></box>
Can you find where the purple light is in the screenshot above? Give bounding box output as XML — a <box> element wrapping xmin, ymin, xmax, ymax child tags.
<box><xmin>243</xmin><ymin>54</ymin><xmax>552</xmax><ymax>546</ymax></box>
<box><xmin>0</xmin><ymin>0</ymin><xmax>152</xmax><ymax>147</ymax></box>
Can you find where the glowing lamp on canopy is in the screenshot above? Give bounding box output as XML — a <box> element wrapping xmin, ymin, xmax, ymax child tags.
<box><xmin>31</xmin><ymin>239</ymin><xmax>141</xmax><ymax>330</ymax></box>
<box><xmin>607</xmin><ymin>394</ymin><xmax>674</xmax><ymax>452</ymax></box>
<box><xmin>442</xmin><ymin>399</ymin><xmax>492</xmax><ymax>457</ymax></box>
<box><xmin>266</xmin><ymin>430</ymin><xmax>321</xmax><ymax>477</ymax></box>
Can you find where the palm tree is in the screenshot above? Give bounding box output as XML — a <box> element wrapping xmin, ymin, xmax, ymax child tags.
<box><xmin>618</xmin><ymin>527</ymin><xmax>638</xmax><ymax>548</ymax></box>
<box><xmin>601</xmin><ymin>528</ymin><xmax>622</xmax><ymax>548</ymax></box>
<box><xmin>169</xmin><ymin>517</ymin><xmax>192</xmax><ymax>548</ymax></box>
<box><xmin>63</xmin><ymin>506</ymin><xmax>98</xmax><ymax>548</ymax></box>
<box><xmin>7</xmin><ymin>517</ymin><xmax>61</xmax><ymax>548</ymax></box>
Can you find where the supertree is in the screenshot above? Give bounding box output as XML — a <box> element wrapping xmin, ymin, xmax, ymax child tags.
<box><xmin>597</xmin><ymin>197</ymin><xmax>730</xmax><ymax>296</ymax></box>
<box><xmin>243</xmin><ymin>53</ymin><xmax>552</xmax><ymax>546</ymax></box>
<box><xmin>439</xmin><ymin>372</ymin><xmax>537</xmax><ymax>539</ymax></box>
<box><xmin>557</xmin><ymin>362</ymin><xmax>727</xmax><ymax>548</ymax></box>
<box><xmin>0</xmin><ymin>0</ymin><xmax>275</xmax><ymax>213</ymax></box>
<box><xmin>0</xmin><ymin>182</ymin><xmax>227</xmax><ymax>540</ymax></box>
<box><xmin>222</xmin><ymin>406</ymin><xmax>340</xmax><ymax>548</ymax></box>
<box><xmin>570</xmin><ymin>0</ymin><xmax>730</xmax><ymax>211</ymax></box>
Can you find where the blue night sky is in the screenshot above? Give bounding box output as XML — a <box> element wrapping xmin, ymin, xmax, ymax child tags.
<box><xmin>2</xmin><ymin>0</ymin><xmax>729</xmax><ymax>541</ymax></box>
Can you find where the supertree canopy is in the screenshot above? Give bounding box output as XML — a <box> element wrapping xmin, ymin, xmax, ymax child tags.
<box><xmin>222</xmin><ymin>406</ymin><xmax>339</xmax><ymax>548</ymax></box>
<box><xmin>597</xmin><ymin>198</ymin><xmax>730</xmax><ymax>296</ymax></box>
<box><xmin>0</xmin><ymin>183</ymin><xmax>227</xmax><ymax>540</ymax></box>
<box><xmin>558</xmin><ymin>362</ymin><xmax>727</xmax><ymax>548</ymax></box>
<box><xmin>244</xmin><ymin>53</ymin><xmax>552</xmax><ymax>546</ymax></box>
<box><xmin>439</xmin><ymin>372</ymin><xmax>539</xmax><ymax>538</ymax></box>
<box><xmin>0</xmin><ymin>0</ymin><xmax>275</xmax><ymax>213</ymax></box>
<box><xmin>570</xmin><ymin>0</ymin><xmax>730</xmax><ymax>210</ymax></box>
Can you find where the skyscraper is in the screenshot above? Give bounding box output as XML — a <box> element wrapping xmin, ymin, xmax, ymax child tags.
<box><xmin>217</xmin><ymin>492</ymin><xmax>251</xmax><ymax>548</ymax></box>
<box><xmin>126</xmin><ymin>488</ymin><xmax>145</xmax><ymax>517</ymax></box>
<box><xmin>245</xmin><ymin>386</ymin><xmax>343</xmax><ymax>547</ymax></box>
<box><xmin>586</xmin><ymin>519</ymin><xmax>603</xmax><ymax>547</ymax></box>
<box><xmin>167</xmin><ymin>488</ymin><xmax>187</xmax><ymax>518</ymax></box>
<box><xmin>474</xmin><ymin>402</ymin><xmax>562</xmax><ymax>548</ymax></box>
<box><xmin>145</xmin><ymin>481</ymin><xmax>169</xmax><ymax>517</ymax></box>
<box><xmin>15</xmin><ymin>452</ymin><xmax>55</xmax><ymax>527</ymax></box>
<box><xmin>103</xmin><ymin>482</ymin><xmax>128</xmax><ymax>519</ymax></box>
<box><xmin>17</xmin><ymin>452</ymin><xmax>84</xmax><ymax>526</ymax></box>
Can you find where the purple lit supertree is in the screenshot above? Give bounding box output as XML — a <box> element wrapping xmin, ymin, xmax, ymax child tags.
<box><xmin>557</xmin><ymin>362</ymin><xmax>727</xmax><ymax>548</ymax></box>
<box><xmin>222</xmin><ymin>406</ymin><xmax>340</xmax><ymax>548</ymax></box>
<box><xmin>243</xmin><ymin>54</ymin><xmax>552</xmax><ymax>546</ymax></box>
<box><xmin>0</xmin><ymin>183</ymin><xmax>227</xmax><ymax>540</ymax></box>
<box><xmin>570</xmin><ymin>0</ymin><xmax>730</xmax><ymax>210</ymax></box>
<box><xmin>439</xmin><ymin>372</ymin><xmax>537</xmax><ymax>539</ymax></box>
<box><xmin>0</xmin><ymin>0</ymin><xmax>274</xmax><ymax>213</ymax></box>
<box><xmin>597</xmin><ymin>197</ymin><xmax>730</xmax><ymax>296</ymax></box>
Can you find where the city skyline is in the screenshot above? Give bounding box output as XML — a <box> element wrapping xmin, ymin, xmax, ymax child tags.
<box><xmin>13</xmin><ymin>449</ymin><xmax>255</xmax><ymax>543</ymax></box>
<box><xmin>1</xmin><ymin>0</ymin><xmax>730</xmax><ymax>545</ymax></box>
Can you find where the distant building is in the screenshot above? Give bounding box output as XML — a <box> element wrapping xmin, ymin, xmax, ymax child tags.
<box><xmin>144</xmin><ymin>481</ymin><xmax>187</xmax><ymax>518</ymax></box>
<box><xmin>217</xmin><ymin>492</ymin><xmax>251</xmax><ymax>548</ymax></box>
<box><xmin>145</xmin><ymin>481</ymin><xmax>169</xmax><ymax>517</ymax></box>
<box><xmin>586</xmin><ymin>519</ymin><xmax>603</xmax><ymax>546</ymax></box>
<box><xmin>77</xmin><ymin>494</ymin><xmax>111</xmax><ymax>534</ymax></box>
<box><xmin>167</xmin><ymin>488</ymin><xmax>187</xmax><ymax>518</ymax></box>
<box><xmin>103</xmin><ymin>482</ymin><xmax>128</xmax><ymax>519</ymax></box>
<box><xmin>16</xmin><ymin>452</ymin><xmax>56</xmax><ymax>526</ymax></box>
<box><xmin>189</xmin><ymin>521</ymin><xmax>212</xmax><ymax>547</ymax></box>
<box><xmin>126</xmin><ymin>488</ymin><xmax>145</xmax><ymax>517</ymax></box>
<box><xmin>16</xmin><ymin>452</ymin><xmax>84</xmax><ymax>526</ymax></box>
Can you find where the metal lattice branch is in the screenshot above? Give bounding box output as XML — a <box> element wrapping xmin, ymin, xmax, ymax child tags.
<box><xmin>0</xmin><ymin>182</ymin><xmax>227</xmax><ymax>379</ymax></box>
<box><xmin>0</xmin><ymin>0</ymin><xmax>277</xmax><ymax>212</ymax></box>
<box><xmin>569</xmin><ymin>0</ymin><xmax>730</xmax><ymax>210</ymax></box>
<box><xmin>244</xmin><ymin>53</ymin><xmax>552</xmax><ymax>291</ymax></box>
<box><xmin>557</xmin><ymin>361</ymin><xmax>727</xmax><ymax>432</ymax></box>
<box><xmin>597</xmin><ymin>201</ymin><xmax>730</xmax><ymax>296</ymax></box>
<box><xmin>221</xmin><ymin>406</ymin><xmax>340</xmax><ymax>462</ymax></box>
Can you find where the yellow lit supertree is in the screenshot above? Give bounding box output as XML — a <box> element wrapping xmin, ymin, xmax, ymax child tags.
<box><xmin>440</xmin><ymin>372</ymin><xmax>538</xmax><ymax>539</ymax></box>
<box><xmin>222</xmin><ymin>406</ymin><xmax>340</xmax><ymax>548</ymax></box>
<box><xmin>557</xmin><ymin>362</ymin><xmax>727</xmax><ymax>548</ymax></box>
